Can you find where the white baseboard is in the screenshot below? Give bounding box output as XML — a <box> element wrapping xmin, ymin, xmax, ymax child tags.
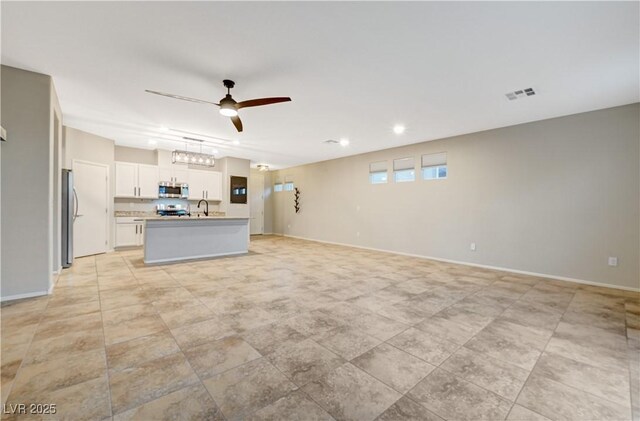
<box><xmin>283</xmin><ymin>234</ymin><xmax>639</xmax><ymax>293</ymax></box>
<box><xmin>0</xmin><ymin>289</ymin><xmax>50</xmax><ymax>303</ymax></box>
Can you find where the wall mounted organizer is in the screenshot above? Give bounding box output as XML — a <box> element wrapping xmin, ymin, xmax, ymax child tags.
<box><xmin>294</xmin><ymin>187</ymin><xmax>301</xmax><ymax>213</ymax></box>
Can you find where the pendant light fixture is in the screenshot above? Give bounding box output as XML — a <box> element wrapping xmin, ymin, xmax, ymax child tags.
<box><xmin>172</xmin><ymin>139</ymin><xmax>215</xmax><ymax>167</ymax></box>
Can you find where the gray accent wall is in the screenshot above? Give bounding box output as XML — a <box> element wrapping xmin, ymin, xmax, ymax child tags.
<box><xmin>271</xmin><ymin>103</ymin><xmax>640</xmax><ymax>290</ymax></box>
<box><xmin>1</xmin><ymin>66</ymin><xmax>55</xmax><ymax>300</ymax></box>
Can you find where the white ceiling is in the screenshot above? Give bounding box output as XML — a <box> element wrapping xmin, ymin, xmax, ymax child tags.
<box><xmin>2</xmin><ymin>2</ymin><xmax>638</xmax><ymax>169</ymax></box>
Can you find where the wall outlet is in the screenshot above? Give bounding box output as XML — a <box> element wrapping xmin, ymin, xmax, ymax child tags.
<box><xmin>470</xmin><ymin>242</ymin><xmax>476</xmax><ymax>251</ymax></box>
<box><xmin>608</xmin><ymin>257</ymin><xmax>618</xmax><ymax>267</ymax></box>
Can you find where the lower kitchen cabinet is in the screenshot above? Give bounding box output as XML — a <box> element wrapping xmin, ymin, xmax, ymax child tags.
<box><xmin>115</xmin><ymin>218</ymin><xmax>144</xmax><ymax>247</ymax></box>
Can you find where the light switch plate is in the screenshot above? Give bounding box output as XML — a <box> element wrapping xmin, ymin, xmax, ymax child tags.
<box><xmin>608</xmin><ymin>257</ymin><xmax>618</xmax><ymax>267</ymax></box>
<box><xmin>470</xmin><ymin>243</ymin><xmax>476</xmax><ymax>251</ymax></box>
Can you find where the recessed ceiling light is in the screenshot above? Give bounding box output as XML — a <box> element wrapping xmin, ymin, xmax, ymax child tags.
<box><xmin>148</xmin><ymin>139</ymin><xmax>157</xmax><ymax>145</ymax></box>
<box><xmin>339</xmin><ymin>138</ymin><xmax>350</xmax><ymax>147</ymax></box>
<box><xmin>232</xmin><ymin>139</ymin><xmax>240</xmax><ymax>145</ymax></box>
<box><xmin>393</xmin><ymin>125</ymin><xmax>405</xmax><ymax>135</ymax></box>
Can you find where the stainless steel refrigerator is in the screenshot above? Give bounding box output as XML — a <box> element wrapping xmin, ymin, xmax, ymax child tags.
<box><xmin>61</xmin><ymin>169</ymin><xmax>75</xmax><ymax>268</ymax></box>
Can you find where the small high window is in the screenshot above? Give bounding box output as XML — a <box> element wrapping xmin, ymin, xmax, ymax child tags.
<box><xmin>369</xmin><ymin>161</ymin><xmax>388</xmax><ymax>184</ymax></box>
<box><xmin>421</xmin><ymin>152</ymin><xmax>447</xmax><ymax>180</ymax></box>
<box><xmin>393</xmin><ymin>157</ymin><xmax>415</xmax><ymax>182</ymax></box>
<box><xmin>284</xmin><ymin>182</ymin><xmax>294</xmax><ymax>191</ymax></box>
<box><xmin>274</xmin><ymin>183</ymin><xmax>283</xmax><ymax>192</ymax></box>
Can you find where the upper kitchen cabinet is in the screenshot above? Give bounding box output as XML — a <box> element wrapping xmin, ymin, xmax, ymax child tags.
<box><xmin>159</xmin><ymin>166</ymin><xmax>189</xmax><ymax>184</ymax></box>
<box><xmin>115</xmin><ymin>161</ymin><xmax>159</xmax><ymax>198</ymax></box>
<box><xmin>188</xmin><ymin>169</ymin><xmax>222</xmax><ymax>201</ymax></box>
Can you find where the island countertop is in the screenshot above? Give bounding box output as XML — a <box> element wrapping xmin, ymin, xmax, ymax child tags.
<box><xmin>142</xmin><ymin>216</ymin><xmax>249</xmax><ymax>221</ymax></box>
<box><xmin>143</xmin><ymin>216</ymin><xmax>249</xmax><ymax>264</ymax></box>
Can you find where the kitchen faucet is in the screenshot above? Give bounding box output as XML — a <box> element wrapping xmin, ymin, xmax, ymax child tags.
<box><xmin>197</xmin><ymin>199</ymin><xmax>209</xmax><ymax>216</ymax></box>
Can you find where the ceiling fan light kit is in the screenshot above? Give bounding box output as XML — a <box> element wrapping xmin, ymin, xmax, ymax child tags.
<box><xmin>146</xmin><ymin>79</ymin><xmax>291</xmax><ymax>132</ymax></box>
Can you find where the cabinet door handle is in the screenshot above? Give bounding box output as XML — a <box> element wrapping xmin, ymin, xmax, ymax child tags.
<box><xmin>206</xmin><ymin>190</ymin><xmax>208</xmax><ymax>199</ymax></box>
<box><xmin>133</xmin><ymin>186</ymin><xmax>136</xmax><ymax>196</ymax></box>
<box><xmin>140</xmin><ymin>225</ymin><xmax>143</xmax><ymax>235</ymax></box>
<box><xmin>135</xmin><ymin>225</ymin><xmax>138</xmax><ymax>234</ymax></box>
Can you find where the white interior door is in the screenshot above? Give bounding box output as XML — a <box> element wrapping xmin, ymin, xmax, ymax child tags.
<box><xmin>74</xmin><ymin>160</ymin><xmax>108</xmax><ymax>257</ymax></box>
<box><xmin>250</xmin><ymin>173</ymin><xmax>264</xmax><ymax>235</ymax></box>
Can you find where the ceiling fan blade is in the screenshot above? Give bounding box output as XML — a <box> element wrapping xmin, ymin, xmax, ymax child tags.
<box><xmin>231</xmin><ymin>115</ymin><xmax>243</xmax><ymax>132</ymax></box>
<box><xmin>145</xmin><ymin>90</ymin><xmax>219</xmax><ymax>106</ymax></box>
<box><xmin>237</xmin><ymin>97</ymin><xmax>291</xmax><ymax>109</ymax></box>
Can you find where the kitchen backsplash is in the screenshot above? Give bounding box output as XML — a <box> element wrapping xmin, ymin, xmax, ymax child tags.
<box><xmin>114</xmin><ymin>198</ymin><xmax>222</xmax><ymax>215</ymax></box>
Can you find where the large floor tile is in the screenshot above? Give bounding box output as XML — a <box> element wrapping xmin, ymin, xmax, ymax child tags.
<box><xmin>387</xmin><ymin>327</ymin><xmax>459</xmax><ymax>365</ymax></box>
<box><xmin>102</xmin><ymin>304</ymin><xmax>166</xmax><ymax>345</ymax></box>
<box><xmin>532</xmin><ymin>352</ymin><xmax>631</xmax><ymax>407</ymax></box>
<box><xmin>464</xmin><ymin>329</ymin><xmax>542</xmax><ymax>370</ymax></box>
<box><xmin>170</xmin><ymin>316</ymin><xmax>236</xmax><ymax>348</ymax></box>
<box><xmin>113</xmin><ymin>384</ymin><xmax>223</xmax><ymax>421</ymax></box>
<box><xmin>302</xmin><ymin>363</ymin><xmax>401</xmax><ymax>421</ymax></box>
<box><xmin>517</xmin><ymin>373</ymin><xmax>631</xmax><ymax>421</ymax></box>
<box><xmin>108</xmin><ymin>351</ymin><xmax>200</xmax><ymax>414</ymax></box>
<box><xmin>202</xmin><ymin>358</ymin><xmax>298</xmax><ymax>421</ymax></box>
<box><xmin>313</xmin><ymin>325</ymin><xmax>381</xmax><ymax>361</ymax></box>
<box><xmin>23</xmin><ymin>329</ymin><xmax>105</xmax><ymax>366</ymax></box>
<box><xmin>507</xmin><ymin>404</ymin><xmax>552</xmax><ymax>421</ymax></box>
<box><xmin>8</xmin><ymin>349</ymin><xmax>107</xmax><ymax>403</ymax></box>
<box><xmin>439</xmin><ymin>347</ymin><xmax>529</xmax><ymax>400</ymax></box>
<box><xmin>184</xmin><ymin>336</ymin><xmax>261</xmax><ymax>379</ymax></box>
<box><xmin>241</xmin><ymin>322</ymin><xmax>308</xmax><ymax>355</ymax></box>
<box><xmin>267</xmin><ymin>338</ymin><xmax>345</xmax><ymax>386</ymax></box>
<box><xmin>245</xmin><ymin>390</ymin><xmax>334</xmax><ymax>421</ymax></box>
<box><xmin>352</xmin><ymin>343</ymin><xmax>435</xmax><ymax>393</ymax></box>
<box><xmin>377</xmin><ymin>396</ymin><xmax>444</xmax><ymax>421</ymax></box>
<box><xmin>408</xmin><ymin>368</ymin><xmax>512</xmax><ymax>421</ymax></box>
<box><xmin>106</xmin><ymin>330</ymin><xmax>180</xmax><ymax>371</ymax></box>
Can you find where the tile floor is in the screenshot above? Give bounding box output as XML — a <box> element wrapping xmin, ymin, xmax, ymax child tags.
<box><xmin>1</xmin><ymin>235</ymin><xmax>638</xmax><ymax>420</ymax></box>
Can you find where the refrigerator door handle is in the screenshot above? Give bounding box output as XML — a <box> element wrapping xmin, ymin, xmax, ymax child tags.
<box><xmin>73</xmin><ymin>188</ymin><xmax>79</xmax><ymax>221</ymax></box>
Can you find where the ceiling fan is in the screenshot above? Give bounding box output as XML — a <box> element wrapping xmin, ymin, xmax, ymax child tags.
<box><xmin>145</xmin><ymin>80</ymin><xmax>291</xmax><ymax>132</ymax></box>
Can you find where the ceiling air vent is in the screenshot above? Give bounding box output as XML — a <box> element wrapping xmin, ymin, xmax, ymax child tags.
<box><xmin>505</xmin><ymin>88</ymin><xmax>536</xmax><ymax>101</ymax></box>
<box><xmin>323</xmin><ymin>139</ymin><xmax>339</xmax><ymax>144</ymax></box>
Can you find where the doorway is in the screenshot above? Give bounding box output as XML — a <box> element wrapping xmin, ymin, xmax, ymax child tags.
<box><xmin>250</xmin><ymin>172</ymin><xmax>264</xmax><ymax>235</ymax></box>
<box><xmin>73</xmin><ymin>160</ymin><xmax>109</xmax><ymax>257</ymax></box>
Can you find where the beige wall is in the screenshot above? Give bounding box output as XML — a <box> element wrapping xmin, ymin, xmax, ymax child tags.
<box><xmin>271</xmin><ymin>103</ymin><xmax>640</xmax><ymax>290</ymax></box>
<box><xmin>114</xmin><ymin>145</ymin><xmax>156</xmax><ymax>165</ymax></box>
<box><xmin>64</xmin><ymin>126</ymin><xmax>115</xmax><ymax>167</ymax></box>
<box><xmin>1</xmin><ymin>66</ymin><xmax>55</xmax><ymax>300</ymax></box>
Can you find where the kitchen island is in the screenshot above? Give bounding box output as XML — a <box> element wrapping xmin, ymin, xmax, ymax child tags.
<box><xmin>143</xmin><ymin>216</ymin><xmax>250</xmax><ymax>264</ymax></box>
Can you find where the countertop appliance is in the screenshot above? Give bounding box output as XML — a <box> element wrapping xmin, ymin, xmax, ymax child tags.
<box><xmin>156</xmin><ymin>203</ymin><xmax>189</xmax><ymax>217</ymax></box>
<box><xmin>61</xmin><ymin>169</ymin><xmax>75</xmax><ymax>268</ymax></box>
<box><xmin>158</xmin><ymin>181</ymin><xmax>189</xmax><ymax>199</ymax></box>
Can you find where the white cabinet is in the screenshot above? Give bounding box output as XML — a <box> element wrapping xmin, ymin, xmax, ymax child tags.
<box><xmin>115</xmin><ymin>162</ymin><xmax>159</xmax><ymax>198</ymax></box>
<box><xmin>115</xmin><ymin>218</ymin><xmax>144</xmax><ymax>247</ymax></box>
<box><xmin>159</xmin><ymin>166</ymin><xmax>189</xmax><ymax>184</ymax></box>
<box><xmin>188</xmin><ymin>170</ymin><xmax>222</xmax><ymax>201</ymax></box>
<box><xmin>138</xmin><ymin>164</ymin><xmax>159</xmax><ymax>198</ymax></box>
<box><xmin>115</xmin><ymin>162</ymin><xmax>138</xmax><ymax>197</ymax></box>
<box><xmin>206</xmin><ymin>171</ymin><xmax>222</xmax><ymax>201</ymax></box>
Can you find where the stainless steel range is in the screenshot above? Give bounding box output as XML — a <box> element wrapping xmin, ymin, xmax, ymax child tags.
<box><xmin>156</xmin><ymin>204</ymin><xmax>189</xmax><ymax>217</ymax></box>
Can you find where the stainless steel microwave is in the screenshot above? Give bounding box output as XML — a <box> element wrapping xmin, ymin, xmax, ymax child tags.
<box><xmin>158</xmin><ymin>182</ymin><xmax>189</xmax><ymax>199</ymax></box>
